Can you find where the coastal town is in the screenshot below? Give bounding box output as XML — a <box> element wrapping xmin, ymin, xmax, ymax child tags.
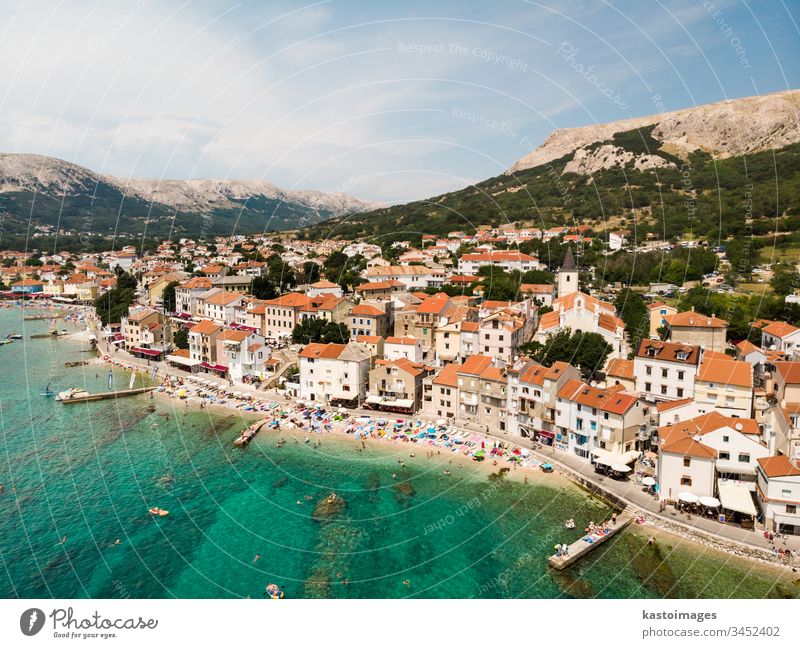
<box><xmin>3</xmin><ymin>224</ymin><xmax>800</xmax><ymax>559</ymax></box>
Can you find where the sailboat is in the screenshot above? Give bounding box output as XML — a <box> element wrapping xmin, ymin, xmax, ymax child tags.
<box><xmin>41</xmin><ymin>383</ymin><xmax>55</xmax><ymax>397</ymax></box>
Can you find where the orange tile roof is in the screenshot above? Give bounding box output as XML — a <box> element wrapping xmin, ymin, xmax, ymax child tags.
<box><xmin>218</xmin><ymin>329</ymin><xmax>250</xmax><ymax>342</ymax></box>
<box><xmin>480</xmin><ymin>366</ymin><xmax>505</xmax><ymax>381</ymax></box>
<box><xmin>205</xmin><ymin>291</ymin><xmax>243</xmax><ymax>306</ymax></box>
<box><xmin>605</xmin><ymin>358</ymin><xmax>634</xmax><ymax>380</ymax></box>
<box><xmin>432</xmin><ymin>363</ymin><xmax>460</xmax><ymax>387</ymax></box>
<box><xmin>757</xmin><ymin>455</ymin><xmax>800</xmax><ymax>478</ymax></box>
<box><xmin>520</xmin><ymin>283</ymin><xmax>554</xmax><ymax>294</ymax></box>
<box><xmin>376</xmin><ymin>357</ymin><xmax>427</xmax><ymax>377</ymax></box>
<box><xmin>351</xmin><ymin>304</ymin><xmax>385</xmax><ymax>317</ymax></box>
<box><xmin>697</xmin><ymin>357</ymin><xmax>752</xmax><ymax>387</ymax></box>
<box><xmin>180</xmin><ymin>277</ymin><xmax>213</xmax><ymax>290</ymax></box>
<box><xmin>664</xmin><ymin>311</ymin><xmax>728</xmax><ymax>328</ymax></box>
<box><xmin>385</xmin><ymin>336</ymin><xmax>417</xmax><ymax>345</ymax></box>
<box><xmin>636</xmin><ymin>339</ymin><xmax>701</xmax><ymax>365</ymax></box>
<box><xmin>656</xmin><ymin>397</ymin><xmax>695</xmax><ymax>412</ymax></box>
<box><xmin>416</xmin><ymin>297</ymin><xmax>451</xmax><ymax>315</ymax></box>
<box><xmin>773</xmin><ymin>361</ymin><xmax>800</xmax><ymax>384</ymax></box>
<box><xmin>299</xmin><ymin>342</ymin><xmax>345</xmax><ymax>359</ymax></box>
<box><xmin>660</xmin><ymin>436</ymin><xmax>717</xmax><ymax>459</ymax></box>
<box><xmin>190</xmin><ymin>320</ymin><xmax>222</xmax><ymax>335</ymax></box>
<box><xmin>557</xmin><ymin>379</ymin><xmax>639</xmax><ymax>414</ymax></box>
<box><xmin>459</xmin><ymin>355</ymin><xmax>493</xmax><ymax>375</ymax></box>
<box><xmin>265</xmin><ymin>293</ymin><xmax>312</xmax><ymax>308</ymax></box>
<box><xmin>761</xmin><ymin>320</ymin><xmax>800</xmax><ymax>339</ymax></box>
<box><xmin>659</xmin><ymin>411</ymin><xmax>759</xmax><ymax>444</ymax></box>
<box><xmin>355</xmin><ymin>335</ymin><xmax>382</xmax><ymax>344</ymax></box>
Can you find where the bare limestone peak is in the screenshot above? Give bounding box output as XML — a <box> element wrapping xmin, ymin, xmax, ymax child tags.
<box><xmin>508</xmin><ymin>90</ymin><xmax>800</xmax><ymax>175</ymax></box>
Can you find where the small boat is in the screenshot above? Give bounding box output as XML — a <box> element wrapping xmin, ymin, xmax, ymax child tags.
<box><xmin>0</xmin><ymin>339</ymin><xmax>12</xmax><ymax>346</ymax></box>
<box><xmin>149</xmin><ymin>507</ymin><xmax>170</xmax><ymax>517</ymax></box>
<box><xmin>55</xmin><ymin>387</ymin><xmax>90</xmax><ymax>402</ymax></box>
<box><xmin>6</xmin><ymin>333</ymin><xmax>22</xmax><ymax>340</ymax></box>
<box><xmin>265</xmin><ymin>583</ymin><xmax>284</xmax><ymax>599</ymax></box>
<box><xmin>41</xmin><ymin>383</ymin><xmax>55</xmax><ymax>398</ymax></box>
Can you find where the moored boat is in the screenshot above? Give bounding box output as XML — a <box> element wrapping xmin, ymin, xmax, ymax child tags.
<box><xmin>265</xmin><ymin>583</ymin><xmax>284</xmax><ymax>599</ymax></box>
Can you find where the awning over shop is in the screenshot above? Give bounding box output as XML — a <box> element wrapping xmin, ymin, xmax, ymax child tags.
<box><xmin>131</xmin><ymin>347</ymin><xmax>162</xmax><ymax>357</ymax></box>
<box><xmin>200</xmin><ymin>362</ymin><xmax>228</xmax><ymax>373</ymax></box>
<box><xmin>718</xmin><ymin>483</ymin><xmax>757</xmax><ymax>516</ymax></box>
<box><xmin>365</xmin><ymin>395</ymin><xmax>383</xmax><ymax>405</ymax></box>
<box><xmin>384</xmin><ymin>399</ymin><xmax>413</xmax><ymax>409</ymax></box>
<box><xmin>166</xmin><ymin>354</ymin><xmax>201</xmax><ymax>367</ymax></box>
<box><xmin>715</xmin><ymin>460</ymin><xmax>757</xmax><ymax>475</ymax></box>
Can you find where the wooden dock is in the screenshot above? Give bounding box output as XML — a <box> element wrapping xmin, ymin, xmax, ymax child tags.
<box><xmin>548</xmin><ymin>506</ymin><xmax>635</xmax><ymax>571</ymax></box>
<box><xmin>58</xmin><ymin>386</ymin><xmax>155</xmax><ymax>404</ymax></box>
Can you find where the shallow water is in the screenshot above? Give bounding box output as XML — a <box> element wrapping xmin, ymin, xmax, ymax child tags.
<box><xmin>0</xmin><ymin>306</ymin><xmax>797</xmax><ymax>599</ymax></box>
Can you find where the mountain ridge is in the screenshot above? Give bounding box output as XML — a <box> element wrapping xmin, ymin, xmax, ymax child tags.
<box><xmin>508</xmin><ymin>89</ymin><xmax>800</xmax><ymax>174</ymax></box>
<box><xmin>0</xmin><ymin>153</ymin><xmax>378</xmax><ymax>217</ymax></box>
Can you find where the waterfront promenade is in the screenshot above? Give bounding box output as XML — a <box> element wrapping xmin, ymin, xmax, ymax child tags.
<box><xmin>96</xmin><ymin>339</ymin><xmax>800</xmax><ymax>563</ymax></box>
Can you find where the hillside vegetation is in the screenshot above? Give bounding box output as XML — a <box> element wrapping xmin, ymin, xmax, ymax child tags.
<box><xmin>307</xmin><ymin>133</ymin><xmax>800</xmax><ymax>247</ymax></box>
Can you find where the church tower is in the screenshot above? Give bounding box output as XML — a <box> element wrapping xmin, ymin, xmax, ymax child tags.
<box><xmin>557</xmin><ymin>247</ymin><xmax>578</xmax><ymax>298</ymax></box>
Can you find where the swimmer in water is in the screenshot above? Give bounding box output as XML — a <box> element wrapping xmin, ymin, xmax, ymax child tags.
<box><xmin>403</xmin><ymin>579</ymin><xmax>410</xmax><ymax>587</ymax></box>
<box><xmin>56</xmin><ymin>536</ymin><xmax>67</xmax><ymax>546</ymax></box>
<box><xmin>254</xmin><ymin>554</ymin><xmax>261</xmax><ymax>563</ymax></box>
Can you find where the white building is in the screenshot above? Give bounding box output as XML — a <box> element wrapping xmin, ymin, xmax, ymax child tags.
<box><xmin>756</xmin><ymin>456</ymin><xmax>800</xmax><ymax>535</ymax></box>
<box><xmin>634</xmin><ymin>340</ymin><xmax>702</xmax><ymax>402</ymax></box>
<box><xmin>457</xmin><ymin>250</ymin><xmax>543</xmax><ymax>275</ymax></box>
<box><xmin>384</xmin><ymin>336</ymin><xmax>423</xmax><ymax>363</ymax></box>
<box><xmin>216</xmin><ymin>329</ymin><xmax>271</xmax><ymax>383</ymax></box>
<box><xmin>298</xmin><ymin>341</ymin><xmax>372</xmax><ymax>406</ymax></box>
<box><xmin>555</xmin><ymin>380</ymin><xmax>647</xmax><ymax>459</ymax></box>
<box><xmin>759</xmin><ymin>320</ymin><xmax>800</xmax><ymax>357</ymax></box>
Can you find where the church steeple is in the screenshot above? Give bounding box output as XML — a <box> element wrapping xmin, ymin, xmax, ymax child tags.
<box><xmin>557</xmin><ymin>247</ymin><xmax>578</xmax><ymax>298</ymax></box>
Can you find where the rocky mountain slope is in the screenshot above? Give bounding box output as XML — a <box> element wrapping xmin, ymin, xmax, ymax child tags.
<box><xmin>0</xmin><ymin>153</ymin><xmax>376</xmax><ymax>237</ymax></box>
<box><xmin>509</xmin><ymin>90</ymin><xmax>800</xmax><ymax>174</ymax></box>
<box><xmin>306</xmin><ymin>91</ymin><xmax>800</xmax><ymax>246</ymax></box>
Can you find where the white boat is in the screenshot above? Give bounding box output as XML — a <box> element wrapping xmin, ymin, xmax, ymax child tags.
<box><xmin>55</xmin><ymin>387</ymin><xmax>90</xmax><ymax>402</ymax></box>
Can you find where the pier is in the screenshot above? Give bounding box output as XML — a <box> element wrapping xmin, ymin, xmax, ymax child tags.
<box><xmin>548</xmin><ymin>506</ymin><xmax>635</xmax><ymax>571</ymax></box>
<box><xmin>233</xmin><ymin>419</ymin><xmax>270</xmax><ymax>447</ymax></box>
<box><xmin>58</xmin><ymin>386</ymin><xmax>155</xmax><ymax>404</ymax></box>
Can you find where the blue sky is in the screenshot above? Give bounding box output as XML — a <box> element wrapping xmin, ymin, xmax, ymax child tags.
<box><xmin>1</xmin><ymin>0</ymin><xmax>798</xmax><ymax>203</ymax></box>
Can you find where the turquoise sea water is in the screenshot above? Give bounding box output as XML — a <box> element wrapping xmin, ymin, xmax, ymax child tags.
<box><xmin>0</xmin><ymin>307</ymin><xmax>798</xmax><ymax>599</ymax></box>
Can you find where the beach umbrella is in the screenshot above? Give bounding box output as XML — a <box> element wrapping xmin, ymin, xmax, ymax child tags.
<box><xmin>611</xmin><ymin>464</ymin><xmax>632</xmax><ymax>473</ymax></box>
<box><xmin>699</xmin><ymin>496</ymin><xmax>721</xmax><ymax>508</ymax></box>
<box><xmin>678</xmin><ymin>492</ymin><xmax>699</xmax><ymax>504</ymax></box>
<box><xmin>641</xmin><ymin>476</ymin><xmax>656</xmax><ymax>487</ymax></box>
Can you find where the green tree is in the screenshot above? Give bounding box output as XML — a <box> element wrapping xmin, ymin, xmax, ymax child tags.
<box><xmin>162</xmin><ymin>281</ymin><xmax>180</xmax><ymax>312</ymax></box>
<box><xmin>251</xmin><ymin>275</ymin><xmax>279</xmax><ymax>300</ymax></box>
<box><xmin>291</xmin><ymin>318</ymin><xmax>350</xmax><ymax>345</ymax></box>
<box><xmin>173</xmin><ymin>327</ymin><xmax>189</xmax><ymax>349</ymax></box>
<box><xmin>615</xmin><ymin>288</ymin><xmax>649</xmax><ymax>350</ymax></box>
<box><xmin>520</xmin><ymin>328</ymin><xmax>611</xmax><ymax>378</ymax></box>
<box><xmin>266</xmin><ymin>254</ymin><xmax>296</xmax><ymax>292</ymax></box>
<box><xmin>93</xmin><ymin>270</ymin><xmax>137</xmax><ymax>326</ymax></box>
<box><xmin>770</xmin><ymin>270</ymin><xmax>800</xmax><ymax>297</ymax></box>
<box><xmin>300</xmin><ymin>261</ymin><xmax>321</xmax><ymax>285</ymax></box>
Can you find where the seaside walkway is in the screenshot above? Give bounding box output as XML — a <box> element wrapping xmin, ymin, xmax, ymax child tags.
<box><xmin>98</xmin><ymin>341</ymin><xmax>800</xmax><ymax>561</ymax></box>
<box><xmin>548</xmin><ymin>506</ymin><xmax>635</xmax><ymax>570</ymax></box>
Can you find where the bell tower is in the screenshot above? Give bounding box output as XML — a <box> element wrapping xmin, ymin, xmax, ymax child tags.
<box><xmin>557</xmin><ymin>247</ymin><xmax>578</xmax><ymax>298</ymax></box>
